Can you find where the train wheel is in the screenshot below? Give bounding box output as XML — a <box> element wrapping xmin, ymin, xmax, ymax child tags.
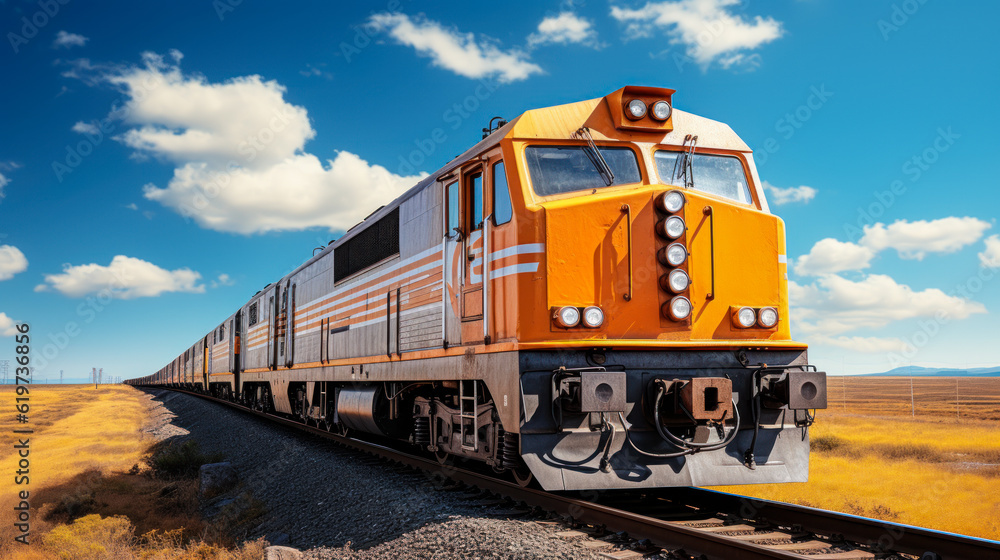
<box><xmin>434</xmin><ymin>448</ymin><xmax>451</xmax><ymax>466</ymax></box>
<box><xmin>512</xmin><ymin>466</ymin><xmax>534</xmax><ymax>488</ymax></box>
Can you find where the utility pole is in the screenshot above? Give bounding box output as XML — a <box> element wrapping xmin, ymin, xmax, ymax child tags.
<box><xmin>60</xmin><ymin>370</ymin><xmax>64</xmax><ymax>384</ymax></box>
<box><xmin>0</xmin><ymin>360</ymin><xmax>8</xmax><ymax>385</ymax></box>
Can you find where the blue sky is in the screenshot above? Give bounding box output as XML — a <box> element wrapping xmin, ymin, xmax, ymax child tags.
<box><xmin>1</xmin><ymin>0</ymin><xmax>998</xmax><ymax>380</ymax></box>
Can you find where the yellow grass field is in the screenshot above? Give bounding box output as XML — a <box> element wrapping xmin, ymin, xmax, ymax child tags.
<box><xmin>712</xmin><ymin>376</ymin><xmax>1000</xmax><ymax>540</ymax></box>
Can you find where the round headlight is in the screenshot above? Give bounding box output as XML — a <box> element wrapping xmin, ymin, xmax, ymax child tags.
<box><xmin>626</xmin><ymin>99</ymin><xmax>647</xmax><ymax>120</ymax></box>
<box><xmin>650</xmin><ymin>100</ymin><xmax>671</xmax><ymax>121</ymax></box>
<box><xmin>582</xmin><ymin>306</ymin><xmax>604</xmax><ymax>328</ymax></box>
<box><xmin>659</xmin><ymin>269</ymin><xmax>690</xmax><ymax>293</ymax></box>
<box><xmin>656</xmin><ymin>216</ymin><xmax>686</xmax><ymax>240</ymax></box>
<box><xmin>554</xmin><ymin>306</ymin><xmax>581</xmax><ymax>328</ymax></box>
<box><xmin>657</xmin><ymin>243</ymin><xmax>688</xmax><ymax>267</ymax></box>
<box><xmin>664</xmin><ymin>296</ymin><xmax>692</xmax><ymax>321</ymax></box>
<box><xmin>758</xmin><ymin>307</ymin><xmax>778</xmax><ymax>328</ymax></box>
<box><xmin>735</xmin><ymin>307</ymin><xmax>756</xmax><ymax>328</ymax></box>
<box><xmin>657</xmin><ymin>190</ymin><xmax>685</xmax><ymax>214</ymax></box>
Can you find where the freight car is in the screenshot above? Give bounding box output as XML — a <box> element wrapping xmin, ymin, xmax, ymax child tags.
<box><xmin>129</xmin><ymin>86</ymin><xmax>828</xmax><ymax>491</ymax></box>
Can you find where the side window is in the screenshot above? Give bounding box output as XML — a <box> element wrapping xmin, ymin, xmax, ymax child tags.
<box><xmin>248</xmin><ymin>301</ymin><xmax>259</xmax><ymax>327</ymax></box>
<box><xmin>492</xmin><ymin>161</ymin><xmax>513</xmax><ymax>226</ymax></box>
<box><xmin>447</xmin><ymin>180</ymin><xmax>459</xmax><ymax>235</ymax></box>
<box><xmin>469</xmin><ymin>172</ymin><xmax>483</xmax><ymax>231</ymax></box>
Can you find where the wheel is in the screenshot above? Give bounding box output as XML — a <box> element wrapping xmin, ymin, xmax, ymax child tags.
<box><xmin>434</xmin><ymin>448</ymin><xmax>451</xmax><ymax>466</ymax></box>
<box><xmin>512</xmin><ymin>466</ymin><xmax>534</xmax><ymax>488</ymax></box>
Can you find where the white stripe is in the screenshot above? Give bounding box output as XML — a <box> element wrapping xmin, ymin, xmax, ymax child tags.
<box><xmin>492</xmin><ymin>262</ymin><xmax>539</xmax><ymax>279</ymax></box>
<box><xmin>299</xmin><ymin>245</ymin><xmax>442</xmax><ymax>309</ymax></box>
<box><xmin>489</xmin><ymin>243</ymin><xmax>544</xmax><ymax>262</ymax></box>
<box><xmin>778</xmin><ymin>255</ymin><xmax>787</xmax><ymax>264</ymax></box>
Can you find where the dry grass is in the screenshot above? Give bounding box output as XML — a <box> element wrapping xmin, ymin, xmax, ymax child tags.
<box><xmin>0</xmin><ymin>385</ymin><xmax>267</xmax><ymax>559</ymax></box>
<box><xmin>825</xmin><ymin>376</ymin><xmax>1000</xmax><ymax>419</ymax></box>
<box><xmin>710</xmin><ymin>393</ymin><xmax>1000</xmax><ymax>540</ymax></box>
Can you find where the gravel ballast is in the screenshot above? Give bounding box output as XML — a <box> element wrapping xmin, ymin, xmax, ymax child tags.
<box><xmin>141</xmin><ymin>388</ymin><xmax>637</xmax><ymax>559</ymax></box>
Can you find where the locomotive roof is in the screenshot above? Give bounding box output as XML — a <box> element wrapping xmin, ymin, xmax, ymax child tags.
<box><xmin>280</xmin><ymin>89</ymin><xmax>751</xmax><ymax>281</ymax></box>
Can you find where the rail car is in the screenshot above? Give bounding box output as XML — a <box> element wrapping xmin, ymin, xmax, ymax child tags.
<box><xmin>128</xmin><ymin>86</ymin><xmax>828</xmax><ymax>491</ymax></box>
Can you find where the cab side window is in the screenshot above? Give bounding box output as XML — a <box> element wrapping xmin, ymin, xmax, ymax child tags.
<box><xmin>492</xmin><ymin>161</ymin><xmax>512</xmax><ymax>226</ymax></box>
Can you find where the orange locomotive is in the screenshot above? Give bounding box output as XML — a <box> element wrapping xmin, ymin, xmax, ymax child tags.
<box><xmin>129</xmin><ymin>86</ymin><xmax>828</xmax><ymax>491</ymax></box>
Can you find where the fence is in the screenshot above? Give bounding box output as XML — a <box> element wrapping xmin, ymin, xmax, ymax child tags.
<box><xmin>825</xmin><ymin>376</ymin><xmax>1000</xmax><ymax>421</ymax></box>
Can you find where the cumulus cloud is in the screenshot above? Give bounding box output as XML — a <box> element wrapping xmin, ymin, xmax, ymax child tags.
<box><xmin>0</xmin><ymin>312</ymin><xmax>20</xmax><ymax>337</ymax></box>
<box><xmin>794</xmin><ymin>217</ymin><xmax>992</xmax><ymax>276</ymax></box>
<box><xmin>762</xmin><ymin>181</ymin><xmax>816</xmax><ymax>205</ymax></box>
<box><xmin>0</xmin><ymin>245</ymin><xmax>28</xmax><ymax>281</ymax></box>
<box><xmin>53</xmin><ymin>31</ymin><xmax>89</xmax><ymax>49</ymax></box>
<box><xmin>72</xmin><ymin>121</ymin><xmax>100</xmax><ymax>135</ymax></box>
<box><xmin>789</xmin><ymin>274</ymin><xmax>985</xmax><ymax>338</ymax></box>
<box><xmin>0</xmin><ymin>173</ymin><xmax>8</xmax><ymax>201</ymax></box>
<box><xmin>85</xmin><ymin>51</ymin><xmax>422</xmax><ymax>234</ymax></box>
<box><xmin>210</xmin><ymin>273</ymin><xmax>235</xmax><ymax>288</ymax></box>
<box><xmin>861</xmin><ymin>217</ymin><xmax>991</xmax><ymax>260</ymax></box>
<box><xmin>528</xmin><ymin>12</ymin><xmax>600</xmax><ymax>48</ymax></box>
<box><xmin>980</xmin><ymin>234</ymin><xmax>1000</xmax><ymax>268</ymax></box>
<box><xmin>36</xmin><ymin>255</ymin><xmax>204</xmax><ymax>299</ymax></box>
<box><xmin>610</xmin><ymin>0</ymin><xmax>782</xmax><ymax>69</ymax></box>
<box><xmin>368</xmin><ymin>13</ymin><xmax>542</xmax><ymax>82</ymax></box>
<box><xmin>808</xmin><ymin>335</ymin><xmax>910</xmax><ymax>354</ymax></box>
<box><xmin>794</xmin><ymin>238</ymin><xmax>875</xmax><ymax>276</ymax></box>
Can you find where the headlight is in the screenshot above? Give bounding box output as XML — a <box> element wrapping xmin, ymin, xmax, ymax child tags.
<box><xmin>660</xmin><ymin>269</ymin><xmax>690</xmax><ymax>293</ymax></box>
<box><xmin>650</xmin><ymin>100</ymin><xmax>671</xmax><ymax>121</ymax></box>
<box><xmin>657</xmin><ymin>190</ymin><xmax>685</xmax><ymax>213</ymax></box>
<box><xmin>553</xmin><ymin>306</ymin><xmax>580</xmax><ymax>328</ymax></box>
<box><xmin>758</xmin><ymin>307</ymin><xmax>778</xmax><ymax>328</ymax></box>
<box><xmin>664</xmin><ymin>296</ymin><xmax>692</xmax><ymax>321</ymax></box>
<box><xmin>735</xmin><ymin>307</ymin><xmax>756</xmax><ymax>328</ymax></box>
<box><xmin>625</xmin><ymin>99</ymin><xmax>647</xmax><ymax>120</ymax></box>
<box><xmin>657</xmin><ymin>243</ymin><xmax>688</xmax><ymax>267</ymax></box>
<box><xmin>582</xmin><ymin>306</ymin><xmax>604</xmax><ymax>328</ymax></box>
<box><xmin>656</xmin><ymin>216</ymin><xmax>686</xmax><ymax>240</ymax></box>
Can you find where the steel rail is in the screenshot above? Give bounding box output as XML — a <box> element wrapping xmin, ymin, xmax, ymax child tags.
<box><xmin>153</xmin><ymin>388</ymin><xmax>1000</xmax><ymax>560</ymax></box>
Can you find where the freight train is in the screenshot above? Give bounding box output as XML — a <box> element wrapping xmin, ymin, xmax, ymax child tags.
<box><xmin>128</xmin><ymin>86</ymin><xmax>828</xmax><ymax>491</ymax></box>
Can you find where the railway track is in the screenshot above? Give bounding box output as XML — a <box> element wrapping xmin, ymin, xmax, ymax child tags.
<box><xmin>159</xmin><ymin>388</ymin><xmax>1000</xmax><ymax>560</ymax></box>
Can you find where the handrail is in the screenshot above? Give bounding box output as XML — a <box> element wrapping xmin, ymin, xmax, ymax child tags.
<box><xmin>483</xmin><ymin>214</ymin><xmax>492</xmax><ymax>344</ymax></box>
<box><xmin>703</xmin><ymin>206</ymin><xmax>715</xmax><ymax>300</ymax></box>
<box><xmin>621</xmin><ymin>204</ymin><xmax>633</xmax><ymax>302</ymax></box>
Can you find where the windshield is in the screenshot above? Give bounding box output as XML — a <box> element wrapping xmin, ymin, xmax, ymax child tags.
<box><xmin>525</xmin><ymin>145</ymin><xmax>642</xmax><ymax>196</ymax></box>
<box><xmin>654</xmin><ymin>151</ymin><xmax>753</xmax><ymax>205</ymax></box>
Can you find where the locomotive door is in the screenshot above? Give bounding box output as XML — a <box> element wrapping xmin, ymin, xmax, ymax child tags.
<box><xmin>273</xmin><ymin>284</ymin><xmax>288</xmax><ymax>369</ymax></box>
<box><xmin>461</xmin><ymin>166</ymin><xmax>485</xmax><ymax>344</ymax></box>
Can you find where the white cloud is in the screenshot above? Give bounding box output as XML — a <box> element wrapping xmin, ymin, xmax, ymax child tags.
<box><xmin>72</xmin><ymin>121</ymin><xmax>100</xmax><ymax>135</ymax></box>
<box><xmin>211</xmin><ymin>273</ymin><xmax>235</xmax><ymax>288</ymax></box>
<box><xmin>810</xmin><ymin>335</ymin><xmax>910</xmax><ymax>354</ymax></box>
<box><xmin>860</xmin><ymin>217</ymin><xmax>990</xmax><ymax>260</ymax></box>
<box><xmin>125</xmin><ymin>202</ymin><xmax>139</xmax><ymax>211</ymax></box>
<box><xmin>610</xmin><ymin>0</ymin><xmax>783</xmax><ymax>69</ymax></box>
<box><xmin>0</xmin><ymin>312</ymin><xmax>20</xmax><ymax>337</ymax></box>
<box><xmin>762</xmin><ymin>181</ymin><xmax>816</xmax><ymax>205</ymax></box>
<box><xmin>789</xmin><ymin>274</ymin><xmax>985</xmax><ymax>338</ymax></box>
<box><xmin>794</xmin><ymin>238</ymin><xmax>875</xmax><ymax>276</ymax></box>
<box><xmin>87</xmin><ymin>51</ymin><xmax>422</xmax><ymax>234</ymax></box>
<box><xmin>0</xmin><ymin>245</ymin><xmax>28</xmax><ymax>281</ymax></box>
<box><xmin>980</xmin><ymin>234</ymin><xmax>1000</xmax><ymax>268</ymax></box>
<box><xmin>528</xmin><ymin>12</ymin><xmax>600</xmax><ymax>48</ymax></box>
<box><xmin>36</xmin><ymin>255</ymin><xmax>204</xmax><ymax>299</ymax></box>
<box><xmin>53</xmin><ymin>31</ymin><xmax>89</xmax><ymax>49</ymax></box>
<box><xmin>0</xmin><ymin>172</ymin><xmax>8</xmax><ymax>201</ymax></box>
<box><xmin>368</xmin><ymin>13</ymin><xmax>542</xmax><ymax>82</ymax></box>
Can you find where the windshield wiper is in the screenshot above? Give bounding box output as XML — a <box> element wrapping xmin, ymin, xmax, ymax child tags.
<box><xmin>671</xmin><ymin>134</ymin><xmax>698</xmax><ymax>188</ymax></box>
<box><xmin>575</xmin><ymin>127</ymin><xmax>615</xmax><ymax>187</ymax></box>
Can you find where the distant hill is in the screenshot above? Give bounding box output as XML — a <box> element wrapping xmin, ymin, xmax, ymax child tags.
<box><xmin>857</xmin><ymin>366</ymin><xmax>1000</xmax><ymax>377</ymax></box>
